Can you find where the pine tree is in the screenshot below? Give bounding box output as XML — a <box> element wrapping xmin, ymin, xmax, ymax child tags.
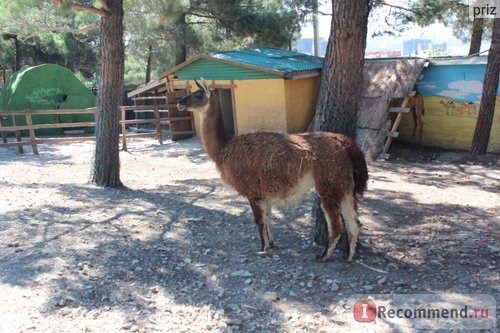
<box><xmin>312</xmin><ymin>0</ymin><xmax>370</xmax><ymax>246</ymax></box>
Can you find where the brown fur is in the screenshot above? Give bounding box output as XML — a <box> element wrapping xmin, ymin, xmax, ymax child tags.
<box><xmin>178</xmin><ymin>79</ymin><xmax>368</xmax><ymax>262</ymax></box>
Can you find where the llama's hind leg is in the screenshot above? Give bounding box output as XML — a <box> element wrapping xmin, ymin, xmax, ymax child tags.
<box><xmin>340</xmin><ymin>194</ymin><xmax>360</xmax><ymax>262</ymax></box>
<box><xmin>249</xmin><ymin>199</ymin><xmax>270</xmax><ymax>252</ymax></box>
<box><xmin>262</xmin><ymin>201</ymin><xmax>275</xmax><ymax>248</ymax></box>
<box><xmin>316</xmin><ymin>197</ymin><xmax>344</xmax><ymax>262</ymax></box>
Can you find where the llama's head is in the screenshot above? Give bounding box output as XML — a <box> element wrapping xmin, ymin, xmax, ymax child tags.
<box><xmin>177</xmin><ymin>78</ymin><xmax>211</xmax><ymax>114</ymax></box>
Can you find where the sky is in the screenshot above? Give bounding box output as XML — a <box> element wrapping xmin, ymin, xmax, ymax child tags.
<box><xmin>300</xmin><ymin>2</ymin><xmax>482</xmax><ymax>56</ymax></box>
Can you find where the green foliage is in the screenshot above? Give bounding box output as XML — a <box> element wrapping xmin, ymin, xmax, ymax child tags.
<box><xmin>1</xmin><ymin>0</ymin><xmax>311</xmax><ymax>86</ymax></box>
<box><xmin>428</xmin><ymin>48</ymin><xmax>451</xmax><ymax>57</ymax></box>
<box><xmin>371</xmin><ymin>0</ymin><xmax>493</xmax><ymax>44</ymax></box>
<box><xmin>0</xmin><ymin>0</ymin><xmax>99</xmax><ymax>81</ymax></box>
<box><xmin>124</xmin><ymin>0</ymin><xmax>307</xmax><ymax>85</ymax></box>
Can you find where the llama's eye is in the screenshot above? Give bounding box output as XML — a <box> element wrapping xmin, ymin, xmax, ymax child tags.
<box><xmin>195</xmin><ymin>95</ymin><xmax>202</xmax><ymax>100</ymax></box>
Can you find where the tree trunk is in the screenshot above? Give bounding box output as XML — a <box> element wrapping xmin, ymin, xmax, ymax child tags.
<box><xmin>469</xmin><ymin>17</ymin><xmax>484</xmax><ymax>55</ymax></box>
<box><xmin>3</xmin><ymin>34</ymin><xmax>21</xmax><ymax>70</ymax></box>
<box><xmin>145</xmin><ymin>43</ymin><xmax>153</xmax><ymax>84</ymax></box>
<box><xmin>174</xmin><ymin>13</ymin><xmax>187</xmax><ymax>65</ymax></box>
<box><xmin>312</xmin><ymin>0</ymin><xmax>370</xmax><ymax>246</ymax></box>
<box><xmin>91</xmin><ymin>0</ymin><xmax>124</xmax><ymax>187</ymax></box>
<box><xmin>471</xmin><ymin>18</ymin><xmax>500</xmax><ymax>156</ymax></box>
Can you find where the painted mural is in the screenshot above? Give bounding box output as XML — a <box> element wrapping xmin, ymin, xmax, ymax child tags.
<box><xmin>399</xmin><ymin>60</ymin><xmax>500</xmax><ymax>152</ymax></box>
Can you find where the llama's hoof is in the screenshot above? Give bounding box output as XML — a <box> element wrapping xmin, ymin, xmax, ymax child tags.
<box><xmin>257</xmin><ymin>251</ymin><xmax>270</xmax><ymax>257</ymax></box>
<box><xmin>315</xmin><ymin>254</ymin><xmax>328</xmax><ymax>262</ymax></box>
<box><xmin>342</xmin><ymin>252</ymin><xmax>352</xmax><ymax>260</ymax></box>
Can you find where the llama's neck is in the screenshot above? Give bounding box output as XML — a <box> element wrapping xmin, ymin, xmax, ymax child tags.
<box><xmin>199</xmin><ymin>96</ymin><xmax>229</xmax><ymax>162</ymax></box>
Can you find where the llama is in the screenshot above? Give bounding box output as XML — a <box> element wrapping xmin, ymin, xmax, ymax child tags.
<box><xmin>177</xmin><ymin>79</ymin><xmax>368</xmax><ymax>262</ymax></box>
<box><xmin>409</xmin><ymin>92</ymin><xmax>425</xmax><ymax>139</ymax></box>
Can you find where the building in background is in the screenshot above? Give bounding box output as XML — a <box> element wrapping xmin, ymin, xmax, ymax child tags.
<box><xmin>403</xmin><ymin>39</ymin><xmax>448</xmax><ymax>56</ymax></box>
<box><xmin>296</xmin><ymin>38</ymin><xmax>328</xmax><ymax>56</ymax></box>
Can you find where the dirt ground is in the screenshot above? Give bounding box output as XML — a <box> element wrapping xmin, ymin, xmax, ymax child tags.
<box><xmin>0</xmin><ymin>137</ymin><xmax>498</xmax><ymax>333</ymax></box>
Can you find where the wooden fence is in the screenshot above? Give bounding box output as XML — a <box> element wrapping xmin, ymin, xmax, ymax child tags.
<box><xmin>0</xmin><ymin>104</ymin><xmax>194</xmax><ymax>154</ymax></box>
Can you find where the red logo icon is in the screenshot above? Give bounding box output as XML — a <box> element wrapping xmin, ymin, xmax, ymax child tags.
<box><xmin>353</xmin><ymin>300</ymin><xmax>377</xmax><ymax>322</ymax></box>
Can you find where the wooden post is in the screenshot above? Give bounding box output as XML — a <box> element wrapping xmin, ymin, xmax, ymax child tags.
<box><xmin>12</xmin><ymin>115</ymin><xmax>24</xmax><ymax>153</ymax></box>
<box><xmin>24</xmin><ymin>110</ymin><xmax>38</xmax><ymax>154</ymax></box>
<box><xmin>120</xmin><ymin>106</ymin><xmax>127</xmax><ymax>151</ymax></box>
<box><xmin>153</xmin><ymin>105</ymin><xmax>163</xmax><ymax>144</ymax></box>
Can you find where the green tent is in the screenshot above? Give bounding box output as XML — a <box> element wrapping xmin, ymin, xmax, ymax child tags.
<box><xmin>0</xmin><ymin>64</ymin><xmax>95</xmax><ymax>135</ymax></box>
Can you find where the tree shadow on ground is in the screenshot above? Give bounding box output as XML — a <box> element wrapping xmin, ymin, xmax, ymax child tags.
<box><xmin>0</xmin><ymin>160</ymin><xmax>498</xmax><ymax>331</ymax></box>
<box><xmin>124</xmin><ymin>137</ymin><xmax>208</xmax><ymax>165</ymax></box>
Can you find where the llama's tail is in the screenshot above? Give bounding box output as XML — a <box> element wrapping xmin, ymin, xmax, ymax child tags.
<box><xmin>346</xmin><ymin>144</ymin><xmax>368</xmax><ymax>196</ymax></box>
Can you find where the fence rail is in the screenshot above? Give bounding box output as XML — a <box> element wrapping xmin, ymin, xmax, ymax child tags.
<box><xmin>0</xmin><ymin>104</ymin><xmax>194</xmax><ymax>154</ymax></box>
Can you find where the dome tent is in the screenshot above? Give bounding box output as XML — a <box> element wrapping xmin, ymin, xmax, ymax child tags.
<box><xmin>0</xmin><ymin>64</ymin><xmax>95</xmax><ymax>135</ymax></box>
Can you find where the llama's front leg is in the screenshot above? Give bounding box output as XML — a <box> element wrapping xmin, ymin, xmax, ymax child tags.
<box><xmin>249</xmin><ymin>199</ymin><xmax>270</xmax><ymax>252</ymax></box>
<box><xmin>316</xmin><ymin>197</ymin><xmax>344</xmax><ymax>262</ymax></box>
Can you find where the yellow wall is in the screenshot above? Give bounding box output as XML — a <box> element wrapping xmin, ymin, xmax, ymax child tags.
<box><xmin>233</xmin><ymin>79</ymin><xmax>287</xmax><ymax>134</ymax></box>
<box><xmin>187</xmin><ymin>77</ymin><xmax>319</xmax><ymax>137</ymax></box>
<box><xmin>189</xmin><ymin>79</ymin><xmax>288</xmax><ymax>136</ymax></box>
<box><xmin>399</xmin><ymin>95</ymin><xmax>500</xmax><ymax>152</ymax></box>
<box><xmin>284</xmin><ymin>77</ymin><xmax>320</xmax><ymax>133</ymax></box>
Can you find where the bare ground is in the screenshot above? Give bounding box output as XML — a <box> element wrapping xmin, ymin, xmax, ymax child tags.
<box><xmin>0</xmin><ymin>138</ymin><xmax>498</xmax><ymax>333</ymax></box>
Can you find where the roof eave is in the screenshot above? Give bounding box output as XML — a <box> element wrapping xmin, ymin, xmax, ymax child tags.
<box><xmin>285</xmin><ymin>70</ymin><xmax>321</xmax><ymax>80</ymax></box>
<box><xmin>127</xmin><ymin>77</ymin><xmax>167</xmax><ymax>98</ymax></box>
<box><xmin>162</xmin><ymin>54</ymin><xmax>286</xmax><ymax>79</ymax></box>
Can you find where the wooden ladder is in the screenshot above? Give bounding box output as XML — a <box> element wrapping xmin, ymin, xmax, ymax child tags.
<box><xmin>379</xmin><ymin>91</ymin><xmax>415</xmax><ymax>159</ymax></box>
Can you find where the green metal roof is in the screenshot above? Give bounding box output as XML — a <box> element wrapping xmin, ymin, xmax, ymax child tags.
<box><xmin>171</xmin><ymin>58</ymin><xmax>282</xmax><ymax>80</ymax></box>
<box><xmin>164</xmin><ymin>48</ymin><xmax>323</xmax><ymax>80</ymax></box>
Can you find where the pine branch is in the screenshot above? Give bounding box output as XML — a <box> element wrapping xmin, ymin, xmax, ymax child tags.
<box><xmin>374</xmin><ymin>1</ymin><xmax>418</xmax><ymax>15</ymax></box>
<box><xmin>52</xmin><ymin>0</ymin><xmax>107</xmax><ymax>17</ymax></box>
<box><xmin>1</xmin><ymin>22</ymin><xmax>101</xmax><ymax>42</ymax></box>
<box><xmin>96</xmin><ymin>0</ymin><xmax>110</xmax><ymax>12</ymax></box>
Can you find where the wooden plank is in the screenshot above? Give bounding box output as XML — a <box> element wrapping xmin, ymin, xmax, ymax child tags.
<box><xmin>123</xmin><ymin>119</ymin><xmax>158</xmax><ymax>125</ymax></box>
<box><xmin>35</xmin><ymin>136</ymin><xmax>95</xmax><ymax>144</ymax></box>
<box><xmin>0</xmin><ymin>108</ymin><xmax>97</xmax><ymax>116</ymax></box>
<box><xmin>126</xmin><ymin>77</ymin><xmax>167</xmax><ymax>98</ymax></box>
<box><xmin>0</xmin><ymin>122</ymin><xmax>96</xmax><ymax>131</ymax></box>
<box><xmin>170</xmin><ymin>130</ymin><xmax>194</xmax><ymax>136</ymax></box>
<box><xmin>165</xmin><ymin>116</ymin><xmax>192</xmax><ymax>121</ymax></box>
<box><xmin>24</xmin><ymin>112</ymin><xmax>39</xmax><ymax>154</ymax></box>
<box><xmin>386</xmin><ymin>131</ymin><xmax>399</xmax><ymax>138</ymax></box>
<box><xmin>121</xmin><ymin>104</ymin><xmax>167</xmax><ymax>111</ymax></box>
<box><xmin>120</xmin><ymin>132</ymin><xmax>158</xmax><ymax>139</ymax></box>
<box><xmin>388</xmin><ymin>107</ymin><xmax>411</xmax><ymax>113</ymax></box>
<box><xmin>131</xmin><ymin>96</ymin><xmax>167</xmax><ymax>101</ymax></box>
<box><xmin>0</xmin><ymin>140</ymin><xmax>30</xmax><ymax>147</ymax></box>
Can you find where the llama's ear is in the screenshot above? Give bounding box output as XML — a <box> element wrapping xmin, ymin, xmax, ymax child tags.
<box><xmin>200</xmin><ymin>77</ymin><xmax>210</xmax><ymax>96</ymax></box>
<box><xmin>195</xmin><ymin>79</ymin><xmax>203</xmax><ymax>90</ymax></box>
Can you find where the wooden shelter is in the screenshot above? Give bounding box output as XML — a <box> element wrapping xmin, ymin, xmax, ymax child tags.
<box><xmin>357</xmin><ymin>58</ymin><xmax>428</xmax><ymax>159</ymax></box>
<box><xmin>163</xmin><ymin>48</ymin><xmax>323</xmax><ymax>136</ymax></box>
<box><xmin>129</xmin><ymin>49</ymin><xmax>428</xmax><ymax>159</ymax></box>
<box><xmin>126</xmin><ymin>78</ymin><xmax>195</xmax><ymax>141</ymax></box>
